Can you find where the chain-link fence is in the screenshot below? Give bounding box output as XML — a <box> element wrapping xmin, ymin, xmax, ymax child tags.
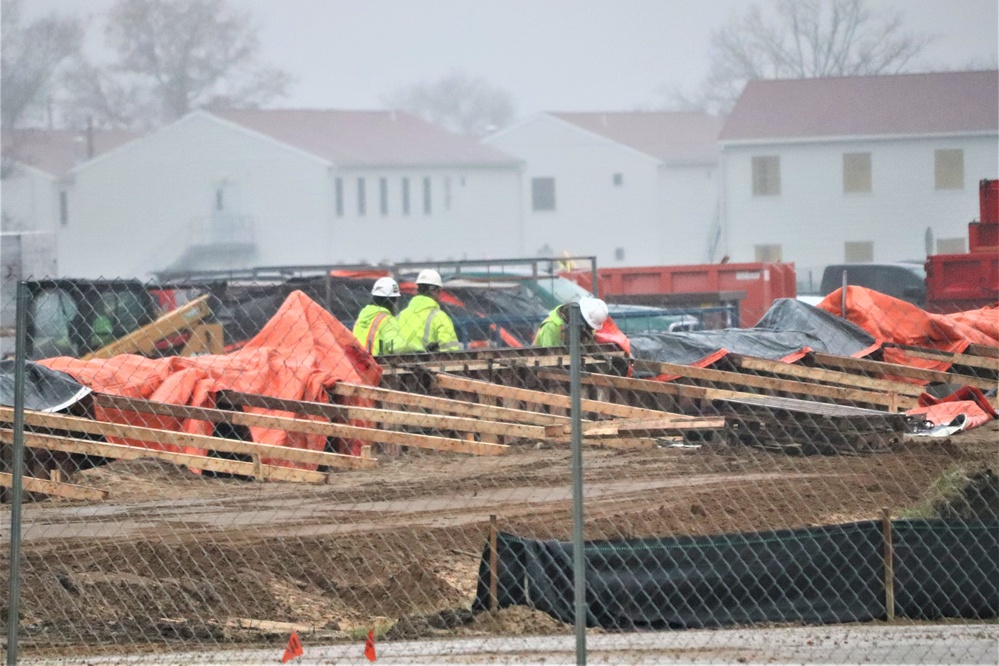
<box><xmin>2</xmin><ymin>267</ymin><xmax>997</xmax><ymax>665</ymax></box>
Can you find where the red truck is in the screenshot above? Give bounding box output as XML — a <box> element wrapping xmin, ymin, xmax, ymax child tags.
<box><xmin>925</xmin><ymin>179</ymin><xmax>999</xmax><ymax>313</ymax></box>
<box><xmin>562</xmin><ymin>261</ymin><xmax>797</xmax><ymax>328</ymax></box>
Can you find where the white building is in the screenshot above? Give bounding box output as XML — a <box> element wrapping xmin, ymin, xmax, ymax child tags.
<box><xmin>718</xmin><ymin>70</ymin><xmax>999</xmax><ymax>290</ymax></box>
<box><xmin>483</xmin><ymin>112</ymin><xmax>724</xmax><ymax>267</ymax></box>
<box><xmin>1</xmin><ymin>128</ymin><xmax>137</xmax><ymax>235</ymax></box>
<box><xmin>55</xmin><ymin>109</ymin><xmax>524</xmax><ymax>279</ymax></box>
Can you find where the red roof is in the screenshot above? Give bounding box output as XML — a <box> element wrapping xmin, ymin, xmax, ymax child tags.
<box><xmin>2</xmin><ymin>128</ymin><xmax>139</xmax><ymax>177</ymax></box>
<box><xmin>211</xmin><ymin>108</ymin><xmax>520</xmax><ymax>168</ymax></box>
<box><xmin>552</xmin><ymin>111</ymin><xmax>724</xmax><ymax>164</ymax></box>
<box><xmin>719</xmin><ymin>70</ymin><xmax>999</xmax><ymax>142</ymax></box>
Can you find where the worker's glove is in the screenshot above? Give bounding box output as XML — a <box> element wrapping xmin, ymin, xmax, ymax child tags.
<box><xmin>426</xmin><ymin>342</ymin><xmax>440</xmax><ymax>352</ymax></box>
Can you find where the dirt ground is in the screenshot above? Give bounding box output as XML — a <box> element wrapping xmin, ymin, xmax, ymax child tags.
<box><xmin>2</xmin><ymin>420</ymin><xmax>996</xmax><ymax>657</ymax></box>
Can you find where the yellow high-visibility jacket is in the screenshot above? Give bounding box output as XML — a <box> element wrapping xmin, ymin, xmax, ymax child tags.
<box><xmin>397</xmin><ymin>294</ymin><xmax>460</xmax><ymax>352</ymax></box>
<box><xmin>533</xmin><ymin>307</ymin><xmax>567</xmax><ymax>347</ymax></box>
<box><xmin>352</xmin><ymin>304</ymin><xmax>403</xmax><ymax>356</ymax></box>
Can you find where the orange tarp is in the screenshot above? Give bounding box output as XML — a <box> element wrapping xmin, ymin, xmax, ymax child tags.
<box><xmin>818</xmin><ymin>287</ymin><xmax>999</xmax><ymax>371</ymax></box>
<box><xmin>40</xmin><ymin>290</ymin><xmax>382</xmax><ymax>468</ymax></box>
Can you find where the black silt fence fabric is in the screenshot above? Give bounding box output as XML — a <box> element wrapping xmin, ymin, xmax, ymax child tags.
<box><xmin>474</xmin><ymin>520</ymin><xmax>998</xmax><ymax>630</ymax></box>
<box><xmin>893</xmin><ymin>520</ymin><xmax>999</xmax><ymax>620</ymax></box>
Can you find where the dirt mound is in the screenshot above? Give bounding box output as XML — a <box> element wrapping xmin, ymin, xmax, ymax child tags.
<box><xmin>932</xmin><ymin>466</ymin><xmax>999</xmax><ymax>520</ymax></box>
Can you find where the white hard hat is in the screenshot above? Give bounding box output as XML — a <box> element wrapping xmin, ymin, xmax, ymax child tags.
<box><xmin>416</xmin><ymin>269</ymin><xmax>443</xmax><ymax>288</ymax></box>
<box><xmin>579</xmin><ymin>297</ymin><xmax>609</xmax><ymax>330</ymax></box>
<box><xmin>371</xmin><ymin>277</ymin><xmax>400</xmax><ymax>298</ymax></box>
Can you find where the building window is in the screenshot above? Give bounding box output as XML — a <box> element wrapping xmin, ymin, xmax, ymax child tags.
<box><xmin>215</xmin><ymin>188</ymin><xmax>225</xmax><ymax>211</ymax></box>
<box><xmin>402</xmin><ymin>178</ymin><xmax>410</xmax><ymax>215</ymax></box>
<box><xmin>379</xmin><ymin>177</ymin><xmax>388</xmax><ymax>216</ymax></box>
<box><xmin>423</xmin><ymin>177</ymin><xmax>432</xmax><ymax>214</ymax></box>
<box><xmin>444</xmin><ymin>176</ymin><xmax>452</xmax><ymax>211</ymax></box>
<box><xmin>935</xmin><ymin>149</ymin><xmax>964</xmax><ymax>190</ymax></box>
<box><xmin>937</xmin><ymin>237</ymin><xmax>966</xmax><ymax>254</ymax></box>
<box><xmin>843</xmin><ymin>152</ymin><xmax>872</xmax><ymax>193</ymax></box>
<box><xmin>357</xmin><ymin>178</ymin><xmax>366</xmax><ymax>215</ymax></box>
<box><xmin>844</xmin><ymin>241</ymin><xmax>874</xmax><ymax>262</ymax></box>
<box><xmin>532</xmin><ymin>177</ymin><xmax>556</xmax><ymax>211</ymax></box>
<box><xmin>613</xmin><ymin>173</ymin><xmax>623</xmax><ymax>186</ymax></box>
<box><xmin>334</xmin><ymin>178</ymin><xmax>344</xmax><ymax>217</ymax></box>
<box><xmin>59</xmin><ymin>191</ymin><xmax>69</xmax><ymax>227</ymax></box>
<box><xmin>751</xmin><ymin>156</ymin><xmax>780</xmax><ymax>196</ymax></box>
<box><xmin>614</xmin><ymin>247</ymin><xmax>625</xmax><ymax>261</ymax></box>
<box><xmin>754</xmin><ymin>243</ymin><xmax>782</xmax><ymax>262</ymax></box>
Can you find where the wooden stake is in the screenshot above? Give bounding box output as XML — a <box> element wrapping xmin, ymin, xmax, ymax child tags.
<box><xmin>882</xmin><ymin>508</ymin><xmax>895</xmax><ymax>622</ymax></box>
<box><xmin>489</xmin><ymin>514</ymin><xmax>499</xmax><ymax>612</ymax></box>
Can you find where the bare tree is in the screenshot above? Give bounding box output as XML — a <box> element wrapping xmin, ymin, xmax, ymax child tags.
<box><xmin>668</xmin><ymin>0</ymin><xmax>932</xmax><ymax>114</ymax></box>
<box><xmin>64</xmin><ymin>0</ymin><xmax>292</xmax><ymax>128</ymax></box>
<box><xmin>1</xmin><ymin>0</ymin><xmax>82</xmax><ymax>130</ymax></box>
<box><xmin>384</xmin><ymin>71</ymin><xmax>515</xmax><ymax>138</ymax></box>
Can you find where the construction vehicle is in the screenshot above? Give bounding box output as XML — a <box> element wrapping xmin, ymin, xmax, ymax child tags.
<box><xmin>925</xmin><ymin>179</ymin><xmax>999</xmax><ymax>313</ymax></box>
<box><xmin>6</xmin><ymin>280</ymin><xmax>221</xmax><ymax>361</ymax></box>
<box><xmin>82</xmin><ymin>293</ymin><xmax>221</xmax><ymax>359</ymax></box>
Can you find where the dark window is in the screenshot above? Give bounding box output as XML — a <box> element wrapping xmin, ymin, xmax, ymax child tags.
<box><xmin>751</xmin><ymin>156</ymin><xmax>781</xmax><ymax>196</ymax></box>
<box><xmin>335</xmin><ymin>177</ymin><xmax>344</xmax><ymax>217</ymax></box>
<box><xmin>215</xmin><ymin>188</ymin><xmax>224</xmax><ymax>211</ymax></box>
<box><xmin>844</xmin><ymin>241</ymin><xmax>873</xmax><ymax>262</ymax></box>
<box><xmin>614</xmin><ymin>247</ymin><xmax>625</xmax><ymax>261</ymax></box>
<box><xmin>843</xmin><ymin>153</ymin><xmax>872</xmax><ymax>193</ymax></box>
<box><xmin>379</xmin><ymin>177</ymin><xmax>388</xmax><ymax>215</ymax></box>
<box><xmin>59</xmin><ymin>191</ymin><xmax>69</xmax><ymax>226</ymax></box>
<box><xmin>423</xmin><ymin>177</ymin><xmax>431</xmax><ymax>214</ymax></box>
<box><xmin>357</xmin><ymin>178</ymin><xmax>366</xmax><ymax>216</ymax></box>
<box><xmin>402</xmin><ymin>178</ymin><xmax>410</xmax><ymax>215</ymax></box>
<box><xmin>613</xmin><ymin>173</ymin><xmax>623</xmax><ymax>186</ymax></box>
<box><xmin>935</xmin><ymin>149</ymin><xmax>964</xmax><ymax>190</ymax></box>
<box><xmin>532</xmin><ymin>177</ymin><xmax>556</xmax><ymax>211</ymax></box>
<box><xmin>444</xmin><ymin>176</ymin><xmax>452</xmax><ymax>210</ymax></box>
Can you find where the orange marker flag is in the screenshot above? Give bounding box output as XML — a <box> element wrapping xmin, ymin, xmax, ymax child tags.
<box><xmin>281</xmin><ymin>631</ymin><xmax>304</xmax><ymax>663</ymax></box>
<box><xmin>364</xmin><ymin>629</ymin><xmax>377</xmax><ymax>662</ymax></box>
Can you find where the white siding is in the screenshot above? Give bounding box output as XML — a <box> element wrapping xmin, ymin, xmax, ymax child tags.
<box><xmin>1</xmin><ymin>167</ymin><xmax>61</xmax><ymax>233</ymax></box>
<box><xmin>722</xmin><ymin>134</ymin><xmax>999</xmax><ymax>287</ymax></box>
<box><xmin>60</xmin><ymin>113</ymin><xmax>523</xmax><ymax>278</ymax></box>
<box><xmin>486</xmin><ymin>115</ymin><xmax>717</xmax><ymax>267</ymax></box>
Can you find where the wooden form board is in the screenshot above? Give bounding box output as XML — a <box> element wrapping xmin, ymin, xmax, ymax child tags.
<box><xmin>0</xmin><ymin>430</ymin><xmax>328</xmax><ymax>484</ymax></box>
<box><xmin>93</xmin><ymin>393</ymin><xmax>508</xmax><ymax>456</ymax></box>
<box><xmin>0</xmin><ymin>405</ymin><xmax>374</xmax><ymax>470</ymax></box>
<box><xmin>811</xmin><ymin>352</ymin><xmax>998</xmax><ymax>391</ymax></box>
<box><xmin>217</xmin><ymin>390</ymin><xmax>558</xmax><ymax>440</ymax></box>
<box><xmin>0</xmin><ymin>470</ymin><xmax>108</xmax><ymax>501</ymax></box>
<box><xmin>379</xmin><ymin>353</ymin><xmax>615</xmax><ymax>375</ymax></box>
<box><xmin>330</xmin><ymin>382</ymin><xmax>570</xmax><ymax>426</ymax></box>
<box><xmin>966</xmin><ymin>343</ymin><xmax>999</xmax><ymax>359</ymax></box>
<box><xmin>631</xmin><ymin>359</ymin><xmax>911</xmax><ymax>409</ymax></box>
<box><xmin>730</xmin><ymin>355</ymin><xmax>924</xmax><ymax>398</ymax></box>
<box><xmin>435</xmin><ymin>372</ymin><xmax>670</xmax><ymax>420</ymax></box>
<box><xmin>581</xmin><ymin>416</ymin><xmax>725</xmax><ymax>437</ymax></box>
<box><xmin>893</xmin><ymin>346</ymin><xmax>999</xmax><ymax>373</ymax></box>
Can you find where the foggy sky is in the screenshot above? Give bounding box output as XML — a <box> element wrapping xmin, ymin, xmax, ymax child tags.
<box><xmin>23</xmin><ymin>0</ymin><xmax>999</xmax><ymax>121</ymax></box>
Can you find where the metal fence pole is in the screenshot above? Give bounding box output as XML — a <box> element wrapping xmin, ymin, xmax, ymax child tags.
<box><xmin>568</xmin><ymin>303</ymin><xmax>586</xmax><ymax>666</ymax></box>
<box><xmin>6</xmin><ymin>281</ymin><xmax>29</xmax><ymax>666</ymax></box>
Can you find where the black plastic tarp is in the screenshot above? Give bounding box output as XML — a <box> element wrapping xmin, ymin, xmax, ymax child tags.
<box><xmin>0</xmin><ymin>360</ymin><xmax>91</xmax><ymax>411</ymax></box>
<box><xmin>473</xmin><ymin>519</ymin><xmax>998</xmax><ymax>630</ymax></box>
<box><xmin>629</xmin><ymin>299</ymin><xmax>877</xmax><ymax>366</ymax></box>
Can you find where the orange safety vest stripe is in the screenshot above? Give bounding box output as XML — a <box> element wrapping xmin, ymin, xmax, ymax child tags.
<box><xmin>366</xmin><ymin>312</ymin><xmax>389</xmax><ymax>354</ymax></box>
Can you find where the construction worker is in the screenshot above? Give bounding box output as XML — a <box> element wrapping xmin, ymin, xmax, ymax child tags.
<box><xmin>353</xmin><ymin>277</ymin><xmax>405</xmax><ymax>356</ymax></box>
<box><xmin>397</xmin><ymin>269</ymin><xmax>461</xmax><ymax>352</ymax></box>
<box><xmin>534</xmin><ymin>297</ymin><xmax>609</xmax><ymax>347</ymax></box>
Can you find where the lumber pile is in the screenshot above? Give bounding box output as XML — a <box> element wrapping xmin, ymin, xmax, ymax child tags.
<box><xmin>2</xmin><ymin>342</ymin><xmax>994</xmax><ymax>500</ymax></box>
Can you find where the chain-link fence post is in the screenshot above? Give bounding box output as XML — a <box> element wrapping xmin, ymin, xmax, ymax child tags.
<box><xmin>5</xmin><ymin>281</ymin><xmax>28</xmax><ymax>666</ymax></box>
<box><xmin>568</xmin><ymin>302</ymin><xmax>586</xmax><ymax>666</ymax></box>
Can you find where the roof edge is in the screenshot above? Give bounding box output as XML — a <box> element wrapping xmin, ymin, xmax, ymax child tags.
<box><xmin>719</xmin><ymin>129</ymin><xmax>999</xmax><ymax>147</ymax></box>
